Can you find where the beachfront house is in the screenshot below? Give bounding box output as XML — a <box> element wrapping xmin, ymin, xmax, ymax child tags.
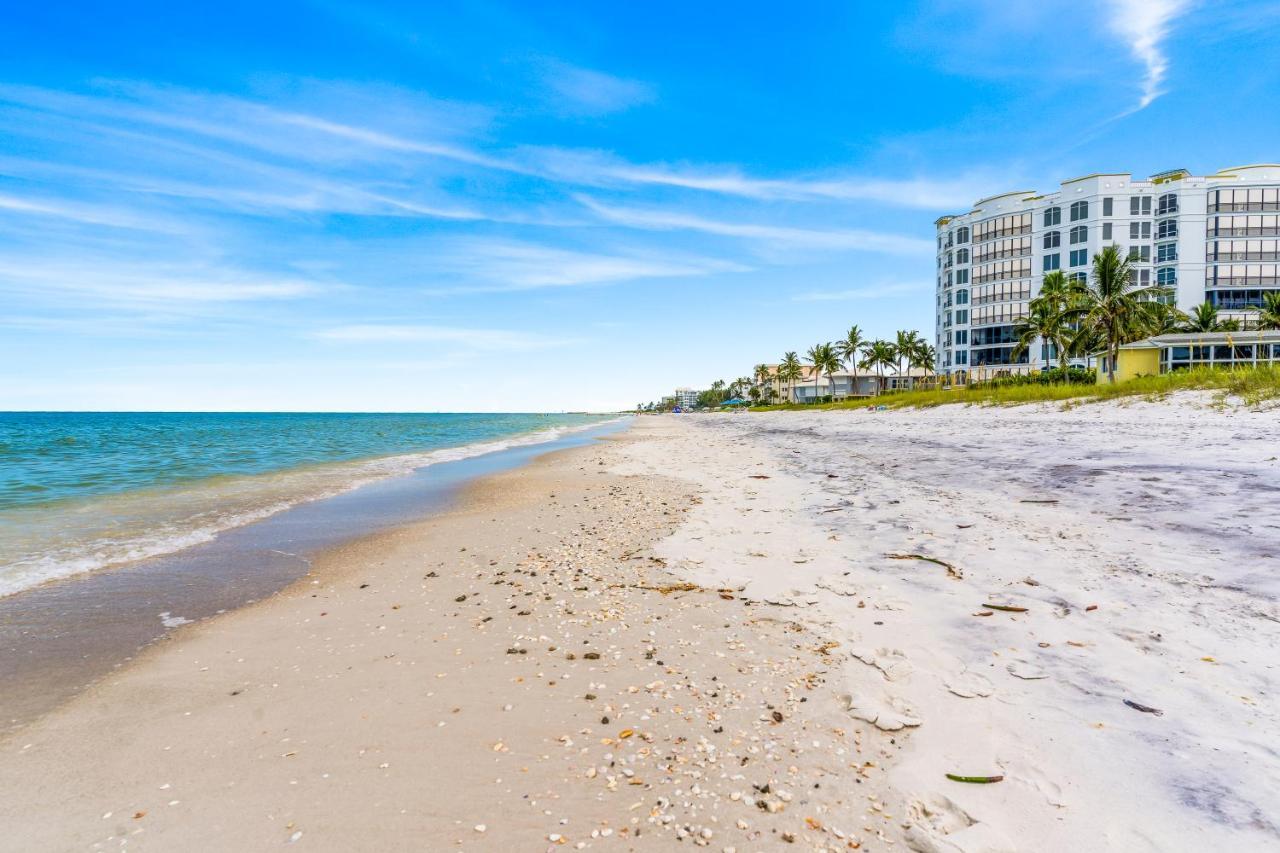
<box><xmin>1095</xmin><ymin>330</ymin><xmax>1280</xmax><ymax>381</ymax></box>
<box><xmin>768</xmin><ymin>365</ymin><xmax>934</xmax><ymax>403</ymax></box>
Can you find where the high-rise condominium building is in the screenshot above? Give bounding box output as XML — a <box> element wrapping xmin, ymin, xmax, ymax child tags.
<box><xmin>673</xmin><ymin>387</ymin><xmax>699</xmax><ymax>409</ymax></box>
<box><xmin>933</xmin><ymin>164</ymin><xmax>1280</xmax><ymax>377</ymax></box>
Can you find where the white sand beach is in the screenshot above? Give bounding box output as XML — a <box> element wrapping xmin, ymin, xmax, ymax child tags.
<box><xmin>1</xmin><ymin>396</ymin><xmax>1277</xmax><ymax>851</ymax></box>
<box><xmin>618</xmin><ymin>395</ymin><xmax>1279</xmax><ymax>850</ymax></box>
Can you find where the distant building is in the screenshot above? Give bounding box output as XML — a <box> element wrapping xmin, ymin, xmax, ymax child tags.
<box><xmin>673</xmin><ymin>387</ymin><xmax>699</xmax><ymax>409</ymax></box>
<box><xmin>1096</xmin><ymin>330</ymin><xmax>1280</xmax><ymax>382</ymax></box>
<box><xmin>766</xmin><ymin>365</ymin><xmax>934</xmax><ymax>403</ymax></box>
<box><xmin>935</xmin><ymin>164</ymin><xmax>1280</xmax><ymax>379</ymax></box>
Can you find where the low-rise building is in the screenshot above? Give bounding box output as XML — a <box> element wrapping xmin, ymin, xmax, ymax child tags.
<box><xmin>1097</xmin><ymin>330</ymin><xmax>1280</xmax><ymax>381</ymax></box>
<box><xmin>767</xmin><ymin>366</ymin><xmax>935</xmax><ymax>403</ymax></box>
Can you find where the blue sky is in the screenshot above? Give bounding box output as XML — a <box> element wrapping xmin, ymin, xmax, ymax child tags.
<box><xmin>2</xmin><ymin>0</ymin><xmax>1279</xmax><ymax>411</ymax></box>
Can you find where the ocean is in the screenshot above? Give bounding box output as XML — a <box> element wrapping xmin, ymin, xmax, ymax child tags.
<box><xmin>0</xmin><ymin>411</ymin><xmax>614</xmax><ymax>597</ymax></box>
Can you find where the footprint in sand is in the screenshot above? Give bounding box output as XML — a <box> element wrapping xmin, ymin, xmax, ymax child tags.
<box><xmin>815</xmin><ymin>575</ymin><xmax>859</xmax><ymax>597</ymax></box>
<box><xmin>1006</xmin><ymin>660</ymin><xmax>1049</xmax><ymax>680</ymax></box>
<box><xmin>853</xmin><ymin>647</ymin><xmax>914</xmax><ymax>682</ymax></box>
<box><xmin>842</xmin><ymin>691</ymin><xmax>922</xmax><ymax>731</ymax></box>
<box><xmin>904</xmin><ymin>793</ymin><xmax>1016</xmax><ymax>853</ymax></box>
<box><xmin>944</xmin><ymin>669</ymin><xmax>995</xmax><ymax>698</ymax></box>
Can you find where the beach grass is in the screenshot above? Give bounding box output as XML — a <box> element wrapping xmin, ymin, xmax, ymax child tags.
<box><xmin>750</xmin><ymin>365</ymin><xmax>1280</xmax><ymax>411</ymax></box>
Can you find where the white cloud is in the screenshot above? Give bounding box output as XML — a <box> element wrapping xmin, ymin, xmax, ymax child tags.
<box><xmin>425</xmin><ymin>240</ymin><xmax>748</xmax><ymax>293</ymax></box>
<box><xmin>315</xmin><ymin>323</ymin><xmax>574</xmax><ymax>350</ymax></box>
<box><xmin>0</xmin><ymin>258</ymin><xmax>322</xmax><ymax>305</ymax></box>
<box><xmin>1106</xmin><ymin>0</ymin><xmax>1192</xmax><ymax>111</ymax></box>
<box><xmin>792</xmin><ymin>281</ymin><xmax>930</xmax><ymax>302</ymax></box>
<box><xmin>0</xmin><ymin>192</ymin><xmax>190</xmax><ymax>233</ymax></box>
<box><xmin>577</xmin><ymin>196</ymin><xmax>933</xmax><ymax>256</ymax></box>
<box><xmin>537</xmin><ymin>61</ymin><xmax>655</xmax><ymax>116</ymax></box>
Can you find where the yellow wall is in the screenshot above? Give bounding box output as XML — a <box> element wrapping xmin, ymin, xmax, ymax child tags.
<box><xmin>1112</xmin><ymin>348</ymin><xmax>1161</xmax><ymax>382</ymax></box>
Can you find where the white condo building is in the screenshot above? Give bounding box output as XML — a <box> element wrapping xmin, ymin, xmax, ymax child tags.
<box><xmin>672</xmin><ymin>387</ymin><xmax>699</xmax><ymax>409</ymax></box>
<box><xmin>934</xmin><ymin>164</ymin><xmax>1280</xmax><ymax>377</ymax></box>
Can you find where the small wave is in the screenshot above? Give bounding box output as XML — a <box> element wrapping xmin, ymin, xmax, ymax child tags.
<box><xmin>0</xmin><ymin>417</ymin><xmax>623</xmax><ymax>598</ymax></box>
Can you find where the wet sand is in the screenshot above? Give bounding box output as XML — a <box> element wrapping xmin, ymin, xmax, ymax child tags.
<box><xmin>0</xmin><ymin>430</ymin><xmax>884</xmax><ymax>851</ymax></box>
<box><xmin>5</xmin><ymin>395</ymin><xmax>1274</xmax><ymax>852</ymax></box>
<box><xmin>0</xmin><ymin>422</ymin><xmax>626</xmax><ymax>732</ymax></box>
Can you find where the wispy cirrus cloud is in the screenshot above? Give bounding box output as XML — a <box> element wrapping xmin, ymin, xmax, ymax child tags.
<box><xmin>1105</xmin><ymin>0</ymin><xmax>1192</xmax><ymax>111</ymax></box>
<box><xmin>315</xmin><ymin>323</ymin><xmax>575</xmax><ymax>350</ymax></box>
<box><xmin>536</xmin><ymin>60</ymin><xmax>655</xmax><ymax>116</ymax></box>
<box><xmin>0</xmin><ymin>191</ymin><xmax>191</xmax><ymax>233</ymax></box>
<box><xmin>423</xmin><ymin>240</ymin><xmax>748</xmax><ymax>293</ymax></box>
<box><xmin>792</xmin><ymin>281</ymin><xmax>930</xmax><ymax>302</ymax></box>
<box><xmin>531</xmin><ymin>150</ymin><xmax>995</xmax><ymax>210</ymax></box>
<box><xmin>0</xmin><ymin>257</ymin><xmax>324</xmax><ymax>306</ymax></box>
<box><xmin>576</xmin><ymin>196</ymin><xmax>933</xmax><ymax>257</ymax></box>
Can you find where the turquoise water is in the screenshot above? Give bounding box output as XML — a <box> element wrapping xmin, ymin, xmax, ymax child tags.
<box><xmin>0</xmin><ymin>412</ymin><xmax>614</xmax><ymax>596</ymax></box>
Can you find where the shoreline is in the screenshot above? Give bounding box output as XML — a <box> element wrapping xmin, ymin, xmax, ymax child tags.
<box><xmin>0</xmin><ymin>424</ymin><xmax>884</xmax><ymax>851</ymax></box>
<box><xmin>0</xmin><ymin>419</ymin><xmax>629</xmax><ymax>733</ymax></box>
<box><xmin>4</xmin><ymin>397</ymin><xmax>1275</xmax><ymax>850</ymax></box>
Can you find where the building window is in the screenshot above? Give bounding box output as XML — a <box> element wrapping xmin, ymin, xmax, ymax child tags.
<box><xmin>955</xmin><ymin>330</ymin><xmax>968</xmax><ymax>345</ymax></box>
<box><xmin>1156</xmin><ymin>267</ymin><xmax>1177</xmax><ymax>286</ymax></box>
<box><xmin>1130</xmin><ymin>195</ymin><xmax>1152</xmax><ymax>215</ymax></box>
<box><xmin>1103</xmin><ymin>197</ymin><xmax>1114</xmax><ymax>216</ymax></box>
<box><xmin>1156</xmin><ymin>242</ymin><xmax>1177</xmax><ymax>263</ymax></box>
<box><xmin>956</xmin><ymin>248</ymin><xmax>969</xmax><ymax>264</ymax></box>
<box><xmin>1043</xmin><ymin>231</ymin><xmax>1060</xmax><ymax>249</ymax></box>
<box><xmin>956</xmin><ymin>289</ymin><xmax>969</xmax><ymax>304</ymax></box>
<box><xmin>1130</xmin><ymin>221</ymin><xmax>1152</xmax><ymax>239</ymax></box>
<box><xmin>1156</xmin><ymin>219</ymin><xmax>1178</xmax><ymax>239</ymax></box>
<box><xmin>1043</xmin><ymin>253</ymin><xmax>1060</xmax><ymax>271</ymax></box>
<box><xmin>1069</xmin><ymin>271</ymin><xmax>1087</xmax><ymax>284</ymax></box>
<box><xmin>1129</xmin><ymin>268</ymin><xmax>1151</xmax><ymax>286</ymax></box>
<box><xmin>1156</xmin><ymin>193</ymin><xmax>1178</xmax><ymax>215</ymax></box>
<box><xmin>956</xmin><ymin>269</ymin><xmax>969</xmax><ymax>284</ymax></box>
<box><xmin>1102</xmin><ymin>223</ymin><xmax>1113</xmax><ymax>240</ymax></box>
<box><xmin>1209</xmin><ymin>188</ymin><xmax>1280</xmax><ymax>213</ymax></box>
<box><xmin>1129</xmin><ymin>245</ymin><xmax>1151</xmax><ymax>262</ymax></box>
<box><xmin>1069</xmin><ymin>249</ymin><xmax>1088</xmax><ymax>267</ymax></box>
<box><xmin>956</xmin><ymin>226</ymin><xmax>970</xmax><ymax>243</ymax></box>
<box><xmin>1069</xmin><ymin>225</ymin><xmax>1088</xmax><ymax>244</ymax></box>
<box><xmin>955</xmin><ymin>309</ymin><xmax>969</xmax><ymax>324</ymax></box>
<box><xmin>972</xmin><ymin>213</ymin><xmax>1032</xmax><ymax>243</ymax></box>
<box><xmin>955</xmin><ymin>351</ymin><xmax>968</xmax><ymax>365</ymax></box>
<box><xmin>1207</xmin><ymin>238</ymin><xmax>1280</xmax><ymax>261</ymax></box>
<box><xmin>1070</xmin><ymin>200</ymin><xmax>1089</xmax><ymax>221</ymax></box>
<box><xmin>1043</xmin><ymin>207</ymin><xmax>1061</xmax><ymax>227</ymax></box>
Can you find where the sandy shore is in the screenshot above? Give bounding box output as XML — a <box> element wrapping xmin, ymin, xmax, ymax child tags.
<box><xmin>0</xmin><ymin>431</ymin><xmax>883</xmax><ymax>851</ymax></box>
<box><xmin>615</xmin><ymin>395</ymin><xmax>1278</xmax><ymax>851</ymax></box>
<box><xmin>3</xmin><ymin>397</ymin><xmax>1277</xmax><ymax>852</ymax></box>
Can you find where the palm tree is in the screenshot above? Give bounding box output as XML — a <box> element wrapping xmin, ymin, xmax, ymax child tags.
<box><xmin>818</xmin><ymin>343</ymin><xmax>841</xmax><ymax>400</ymax></box>
<box><xmin>1184</xmin><ymin>302</ymin><xmax>1220</xmax><ymax>333</ymax></box>
<box><xmin>910</xmin><ymin>342</ymin><xmax>937</xmax><ymax>385</ymax></box>
<box><xmin>805</xmin><ymin>343</ymin><xmax>839</xmax><ymax>403</ymax></box>
<box><xmin>1259</xmin><ymin>292</ymin><xmax>1280</xmax><ymax>330</ymax></box>
<box><xmin>836</xmin><ymin>325</ymin><xmax>864</xmax><ymax>396</ymax></box>
<box><xmin>1011</xmin><ymin>300</ymin><xmax>1061</xmax><ymax>371</ymax></box>
<box><xmin>894</xmin><ymin>330</ymin><xmax>923</xmax><ymax>384</ymax></box>
<box><xmin>1033</xmin><ymin>270</ymin><xmax>1090</xmax><ymax>371</ymax></box>
<box><xmin>859</xmin><ymin>340</ymin><xmax>895</xmax><ymax>394</ymax></box>
<box><xmin>753</xmin><ymin>363</ymin><xmax>772</xmax><ymax>400</ymax></box>
<box><xmin>1073</xmin><ymin>245</ymin><xmax>1167</xmax><ymax>384</ymax></box>
<box><xmin>1145</xmin><ymin>301</ymin><xmax>1187</xmax><ymax>335</ymax></box>
<box><xmin>778</xmin><ymin>352</ymin><xmax>802</xmax><ymax>404</ymax></box>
